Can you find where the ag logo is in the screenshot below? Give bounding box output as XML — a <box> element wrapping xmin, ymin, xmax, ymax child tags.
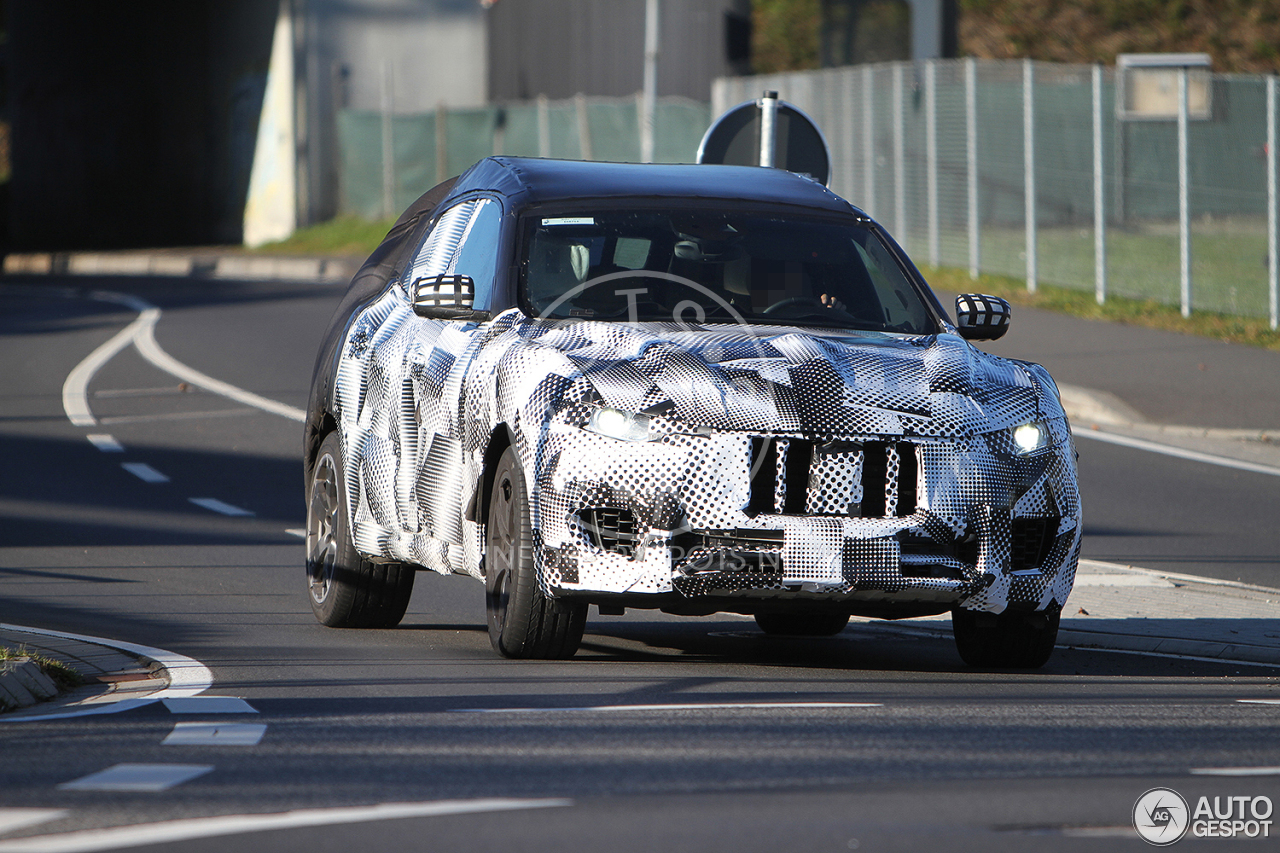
<box><xmin>1134</xmin><ymin>787</ymin><xmax>1190</xmax><ymax>845</ymax></box>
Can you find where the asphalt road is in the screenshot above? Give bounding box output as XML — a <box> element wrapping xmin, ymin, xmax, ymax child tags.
<box><xmin>1</xmin><ymin>276</ymin><xmax>1278</xmax><ymax>852</ymax></box>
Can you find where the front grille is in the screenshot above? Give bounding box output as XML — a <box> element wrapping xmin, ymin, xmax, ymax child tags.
<box><xmin>1010</xmin><ymin>517</ymin><xmax>1059</xmax><ymax>571</ymax></box>
<box><xmin>748</xmin><ymin>437</ymin><xmax>919</xmax><ymax>519</ymax></box>
<box><xmin>579</xmin><ymin>506</ymin><xmax>639</xmax><ymax>555</ymax></box>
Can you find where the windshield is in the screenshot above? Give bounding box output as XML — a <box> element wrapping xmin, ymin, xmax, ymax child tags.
<box><xmin>519</xmin><ymin>209</ymin><xmax>937</xmax><ymax>334</ymax></box>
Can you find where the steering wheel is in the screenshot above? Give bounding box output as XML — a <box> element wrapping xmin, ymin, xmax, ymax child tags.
<box><xmin>762</xmin><ymin>296</ymin><xmax>828</xmax><ymax>316</ymax></box>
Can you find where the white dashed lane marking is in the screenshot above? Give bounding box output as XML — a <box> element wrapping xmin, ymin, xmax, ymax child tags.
<box><xmin>163</xmin><ymin>724</ymin><xmax>266</xmax><ymax>746</ymax></box>
<box><xmin>120</xmin><ymin>463</ymin><xmax>169</xmax><ymax>483</ymax></box>
<box><xmin>162</xmin><ymin>697</ymin><xmax>257</xmax><ymax>714</ymax></box>
<box><xmin>86</xmin><ymin>434</ymin><xmax>124</xmax><ymax>453</ymax></box>
<box><xmin>1190</xmin><ymin>766</ymin><xmax>1280</xmax><ymax>776</ymax></box>
<box><xmin>188</xmin><ymin>498</ymin><xmax>254</xmax><ymax>517</ymax></box>
<box><xmin>1239</xmin><ymin>699</ymin><xmax>1280</xmax><ymax>705</ymax></box>
<box><xmin>285</xmin><ymin>528</ymin><xmax>306</xmax><ymax>539</ymax></box>
<box><xmin>57</xmin><ymin>764</ymin><xmax>213</xmax><ymax>793</ymax></box>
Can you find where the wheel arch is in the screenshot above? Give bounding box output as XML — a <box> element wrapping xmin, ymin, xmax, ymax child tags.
<box><xmin>473</xmin><ymin>423</ymin><xmax>517</xmax><ymax>527</ymax></box>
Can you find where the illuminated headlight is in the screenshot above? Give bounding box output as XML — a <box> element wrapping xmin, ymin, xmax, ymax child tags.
<box><xmin>587</xmin><ymin>407</ymin><xmax>655</xmax><ymax>442</ymax></box>
<box><xmin>1011</xmin><ymin>421</ymin><xmax>1048</xmax><ymax>455</ymax></box>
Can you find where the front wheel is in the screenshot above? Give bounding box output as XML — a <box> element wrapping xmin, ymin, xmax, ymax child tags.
<box><xmin>485</xmin><ymin>446</ymin><xmax>586</xmax><ymax>659</ymax></box>
<box><xmin>306</xmin><ymin>432</ymin><xmax>414</xmax><ymax>628</ymax></box>
<box><xmin>951</xmin><ymin>607</ymin><xmax>1059</xmax><ymax>669</ymax></box>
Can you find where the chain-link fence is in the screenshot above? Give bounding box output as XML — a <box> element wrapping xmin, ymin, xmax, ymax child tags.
<box><xmin>716</xmin><ymin>59</ymin><xmax>1280</xmax><ymax>328</ymax></box>
<box><xmin>337</xmin><ymin>95</ymin><xmax>710</xmax><ymax>221</ymax></box>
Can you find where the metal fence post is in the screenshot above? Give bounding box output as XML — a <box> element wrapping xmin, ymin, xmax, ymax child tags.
<box><xmin>863</xmin><ymin>65</ymin><xmax>875</xmax><ymax>218</ymax></box>
<box><xmin>1093</xmin><ymin>64</ymin><xmax>1107</xmax><ymax>305</ymax></box>
<box><xmin>893</xmin><ymin>63</ymin><xmax>906</xmax><ymax>246</ymax></box>
<box><xmin>926</xmin><ymin>60</ymin><xmax>939</xmax><ymax>267</ymax></box>
<box><xmin>575</xmin><ymin>93</ymin><xmax>593</xmax><ymax>161</ymax></box>
<box><xmin>379</xmin><ymin>60</ymin><xmax>394</xmax><ymax>220</ymax></box>
<box><xmin>537</xmin><ymin>94</ymin><xmax>550</xmax><ymax>157</ymax></box>
<box><xmin>841</xmin><ymin>68</ymin><xmax>855</xmax><ymax>203</ymax></box>
<box><xmin>1023</xmin><ymin>59</ymin><xmax>1037</xmax><ymax>293</ymax></box>
<box><xmin>1178</xmin><ymin>67</ymin><xmax>1191</xmax><ymax>317</ymax></box>
<box><xmin>966</xmin><ymin>57</ymin><xmax>979</xmax><ymax>279</ymax></box>
<box><xmin>1269</xmin><ymin>75</ymin><xmax>1278</xmax><ymax>331</ymax></box>
<box><xmin>435</xmin><ymin>102</ymin><xmax>447</xmax><ymax>185</ymax></box>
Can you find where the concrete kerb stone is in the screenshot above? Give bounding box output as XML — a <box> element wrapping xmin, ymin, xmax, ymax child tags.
<box><xmin>1060</xmin><ymin>383</ymin><xmax>1280</xmax><ymax>469</ymax></box>
<box><xmin>2</xmin><ymin>249</ymin><xmax>360</xmax><ymax>284</ymax></box>
<box><xmin>0</xmin><ymin>627</ymin><xmax>169</xmax><ymax>715</ymax></box>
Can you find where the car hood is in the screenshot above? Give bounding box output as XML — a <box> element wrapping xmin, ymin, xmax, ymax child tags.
<box><xmin>501</xmin><ymin>315</ymin><xmax>1057</xmax><ymax>439</ymax></box>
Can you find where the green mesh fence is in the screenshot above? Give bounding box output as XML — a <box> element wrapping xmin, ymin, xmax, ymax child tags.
<box><xmin>715</xmin><ymin>60</ymin><xmax>1280</xmax><ymax>324</ymax></box>
<box><xmin>338</xmin><ymin>96</ymin><xmax>710</xmax><ymax>221</ymax></box>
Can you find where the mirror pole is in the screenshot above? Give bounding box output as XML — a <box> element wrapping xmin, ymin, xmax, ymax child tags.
<box><xmin>759</xmin><ymin>90</ymin><xmax>778</xmax><ymax>168</ymax></box>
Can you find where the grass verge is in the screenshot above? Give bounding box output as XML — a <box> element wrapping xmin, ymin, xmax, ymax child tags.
<box><xmin>0</xmin><ymin>644</ymin><xmax>84</xmax><ymax>691</ymax></box>
<box><xmin>251</xmin><ymin>216</ymin><xmax>395</xmax><ymax>258</ymax></box>
<box><xmin>924</xmin><ymin>266</ymin><xmax>1280</xmax><ymax>352</ymax></box>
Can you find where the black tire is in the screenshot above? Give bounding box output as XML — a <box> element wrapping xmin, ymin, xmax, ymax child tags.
<box><xmin>754</xmin><ymin>612</ymin><xmax>851</xmax><ymax>636</ymax></box>
<box><xmin>485</xmin><ymin>446</ymin><xmax>586</xmax><ymax>659</ymax></box>
<box><xmin>951</xmin><ymin>607</ymin><xmax>1060</xmax><ymax>668</ymax></box>
<box><xmin>306</xmin><ymin>432</ymin><xmax>414</xmax><ymax>628</ymax></box>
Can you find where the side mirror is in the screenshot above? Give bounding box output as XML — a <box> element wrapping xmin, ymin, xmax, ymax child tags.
<box><xmin>412</xmin><ymin>274</ymin><xmax>479</xmax><ymax>319</ymax></box>
<box><xmin>955</xmin><ymin>293</ymin><xmax>1011</xmax><ymax>341</ymax></box>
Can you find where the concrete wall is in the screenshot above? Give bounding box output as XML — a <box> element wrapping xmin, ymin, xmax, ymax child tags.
<box><xmin>486</xmin><ymin>0</ymin><xmax>752</xmax><ymax>102</ymax></box>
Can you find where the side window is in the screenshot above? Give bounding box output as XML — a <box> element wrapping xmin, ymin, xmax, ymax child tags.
<box><xmin>404</xmin><ymin>198</ymin><xmax>503</xmax><ymax>311</ymax></box>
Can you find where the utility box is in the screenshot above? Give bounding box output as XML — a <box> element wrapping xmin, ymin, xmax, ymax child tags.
<box><xmin>1117</xmin><ymin>53</ymin><xmax>1212</xmax><ymax>121</ymax></box>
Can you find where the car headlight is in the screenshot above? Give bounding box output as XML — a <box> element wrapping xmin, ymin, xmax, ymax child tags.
<box><xmin>1011</xmin><ymin>421</ymin><xmax>1049</xmax><ymax>455</ymax></box>
<box><xmin>587</xmin><ymin>407</ymin><xmax>655</xmax><ymax>442</ymax></box>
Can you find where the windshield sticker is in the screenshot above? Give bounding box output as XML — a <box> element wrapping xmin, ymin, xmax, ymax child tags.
<box><xmin>542</xmin><ymin>217</ymin><xmax>595</xmax><ymax>226</ymax></box>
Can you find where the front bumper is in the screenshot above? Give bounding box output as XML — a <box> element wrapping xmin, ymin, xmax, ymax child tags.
<box><xmin>534</xmin><ymin>422</ymin><xmax>1081</xmax><ymax>615</ymax></box>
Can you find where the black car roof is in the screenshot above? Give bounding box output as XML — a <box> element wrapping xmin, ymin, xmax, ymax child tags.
<box><xmin>440</xmin><ymin>156</ymin><xmax>858</xmax><ymax>215</ymax></box>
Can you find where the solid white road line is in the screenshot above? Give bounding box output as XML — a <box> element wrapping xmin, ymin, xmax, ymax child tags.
<box><xmin>120</xmin><ymin>463</ymin><xmax>169</xmax><ymax>484</ymax></box>
<box><xmin>0</xmin><ymin>812</ymin><xmax>69</xmax><ymax>837</ymax></box>
<box><xmin>162</xmin><ymin>723</ymin><xmax>266</xmax><ymax>746</ymax></box>
<box><xmin>1076</xmin><ymin>428</ymin><xmax>1280</xmax><ymax>478</ymax></box>
<box><xmin>456</xmin><ymin>702</ymin><xmax>883</xmax><ymax>713</ymax></box>
<box><xmin>1190</xmin><ymin>766</ymin><xmax>1280</xmax><ymax>776</ymax></box>
<box><xmin>61</xmin><ymin>290</ymin><xmax>305</xmax><ymax>430</ymax></box>
<box><xmin>132</xmin><ymin>310</ymin><xmax>305</xmax><ymax>422</ymax></box>
<box><xmin>1238</xmin><ymin>699</ymin><xmax>1280</xmax><ymax>705</ymax></box>
<box><xmin>57</xmin><ymin>764</ymin><xmax>213</xmax><ymax>793</ymax></box>
<box><xmin>85</xmin><ymin>434</ymin><xmax>124</xmax><ymax>453</ymax></box>
<box><xmin>188</xmin><ymin>498</ymin><xmax>255</xmax><ymax>517</ymax></box>
<box><xmin>162</xmin><ymin>697</ymin><xmax>257</xmax><ymax>714</ymax></box>
<box><xmin>61</xmin><ymin>293</ymin><xmax>157</xmax><ymax>427</ymax></box>
<box><xmin>0</xmin><ymin>799</ymin><xmax>572</xmax><ymax>853</ymax></box>
<box><xmin>0</xmin><ymin>623</ymin><xmax>212</xmax><ymax>721</ymax></box>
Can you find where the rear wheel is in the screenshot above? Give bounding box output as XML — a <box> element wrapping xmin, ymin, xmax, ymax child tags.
<box><xmin>951</xmin><ymin>607</ymin><xmax>1060</xmax><ymax>668</ymax></box>
<box><xmin>485</xmin><ymin>446</ymin><xmax>586</xmax><ymax>659</ymax></box>
<box><xmin>306</xmin><ymin>432</ymin><xmax>414</xmax><ymax>628</ymax></box>
<box><xmin>754</xmin><ymin>612</ymin><xmax>851</xmax><ymax>636</ymax></box>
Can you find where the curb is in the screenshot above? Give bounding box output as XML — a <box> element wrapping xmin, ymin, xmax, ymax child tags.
<box><xmin>0</xmin><ymin>659</ymin><xmax>59</xmax><ymax>710</ymax></box>
<box><xmin>2</xmin><ymin>251</ymin><xmax>360</xmax><ymax>284</ymax></box>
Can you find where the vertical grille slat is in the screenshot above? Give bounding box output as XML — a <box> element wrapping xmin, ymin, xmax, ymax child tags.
<box><xmin>746</xmin><ymin>437</ymin><xmax>919</xmax><ymax>520</ymax></box>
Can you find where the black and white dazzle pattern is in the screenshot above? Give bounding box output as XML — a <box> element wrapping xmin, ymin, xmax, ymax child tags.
<box><xmin>330</xmin><ymin>282</ymin><xmax>1081</xmax><ymax>617</ymax></box>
